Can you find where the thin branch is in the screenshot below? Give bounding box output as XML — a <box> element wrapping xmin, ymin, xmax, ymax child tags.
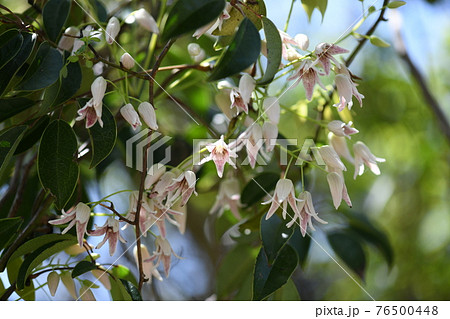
<box><xmin>98</xmin><ymin>202</ymin><xmax>134</xmax><ymax>224</ymax></box>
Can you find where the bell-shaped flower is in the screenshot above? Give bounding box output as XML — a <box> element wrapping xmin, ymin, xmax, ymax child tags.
<box><xmin>199</xmin><ymin>135</ymin><xmax>237</xmax><ymax>178</ymax></box>
<box><xmin>120</xmin><ymin>52</ymin><xmax>135</xmax><ymax>69</ymax></box>
<box><xmin>286</xmin><ymin>191</ymin><xmax>327</xmax><ymax>236</ymax></box>
<box><xmin>262</xmin><ymin>179</ymin><xmax>303</xmax><ymax>220</ymax></box>
<box><xmin>49</xmin><ymin>202</ymin><xmax>91</xmax><ymax>247</ymax></box>
<box><xmin>333</xmin><ymin>66</ymin><xmax>364</xmax><ymax>111</ymax></box>
<box><xmin>134</xmin><ymin>9</ymin><xmax>159</xmax><ymax>33</ymax></box>
<box><xmin>136</xmin><ymin>244</ymin><xmax>163</xmax><ymax>284</ymax></box>
<box><xmin>145</xmin><ymin>163</ymin><xmax>166</xmax><ymax>190</ymax></box>
<box><xmin>120</xmin><ymin>103</ymin><xmax>141</xmax><ymax>130</ymax></box>
<box><xmin>278</xmin><ymin>30</ymin><xmax>302</xmax><ymax>61</ymax></box>
<box><xmin>215</xmin><ymin>89</ymin><xmax>238</xmax><ymax>119</ymax></box>
<box><xmin>318</xmin><ymin>145</ymin><xmax>347</xmax><ymax>172</ymax></box>
<box><xmin>166</xmin><ymin>170</ymin><xmax>198</xmax><ymax>206</ymax></box>
<box><xmin>47</xmin><ymin>271</ymin><xmax>60</xmax><ymax>297</ymax></box>
<box><xmin>314</xmin><ymin>42</ymin><xmax>348</xmax><ymax>75</ymax></box>
<box><xmin>146</xmin><ymin>198</ymin><xmax>183</xmax><ymax>238</ymax></box>
<box><xmin>151</xmin><ymin>171</ymin><xmax>177</xmax><ymax>199</ymax></box>
<box><xmin>76</xmin><ymin>76</ymin><xmax>107</xmax><ymax>128</ymax></box>
<box><xmin>210</xmin><ymin>177</ymin><xmax>242</xmax><ymax>220</ymax></box>
<box><xmin>353</xmin><ymin>141</ymin><xmax>386</xmax><ymax>179</ymax></box>
<box><xmin>58</xmin><ymin>26</ymin><xmax>79</xmax><ymax>51</ymax></box>
<box><xmin>327</xmin><ymin>172</ymin><xmax>352</xmax><ymax>209</ymax></box>
<box><xmin>145</xmin><ymin>236</ymin><xmax>180</xmax><ymax>277</ymax></box>
<box><xmin>263</xmin><ymin>97</ymin><xmax>280</xmax><ymax>125</ymax></box>
<box><xmin>294</xmin><ymin>34</ymin><xmax>309</xmax><ymax>51</ymax></box>
<box><xmin>328</xmin><ymin>120</ymin><xmax>359</xmax><ymax>138</ymax></box>
<box><xmin>289</xmin><ymin>60</ymin><xmax>326</xmax><ymax>100</ymax></box>
<box><xmin>329</xmin><ymin>133</ymin><xmax>354</xmax><ymax>165</ymax></box>
<box><xmin>138</xmin><ymin>102</ymin><xmax>158</xmax><ymax>130</ymax></box>
<box><xmin>230</xmin><ymin>74</ymin><xmax>255</xmax><ymax>114</ymax></box>
<box><xmin>244</xmin><ymin>123</ymin><xmax>263</xmax><ymax>169</ymax></box>
<box><xmin>123</xmin><ymin>191</ymin><xmax>154</xmax><ymax>237</ymax></box>
<box><xmin>193</xmin><ymin>5</ymin><xmax>231</xmax><ymax>38</ymax></box>
<box><xmin>262</xmin><ymin>122</ymin><xmax>278</xmax><ymax>152</ymax></box>
<box><xmin>105</xmin><ymin>17</ymin><xmax>120</xmax><ymax>45</ymax></box>
<box><xmin>88</xmin><ymin>217</ymin><xmax>126</xmax><ymax>256</ymax></box>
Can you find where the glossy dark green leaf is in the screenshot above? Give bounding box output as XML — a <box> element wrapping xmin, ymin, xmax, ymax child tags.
<box><xmin>261</xmin><ymin>213</ymin><xmax>294</xmax><ymax>264</ymax></box>
<box><xmin>259</xmin><ymin>17</ymin><xmax>282</xmax><ymax>85</ymax></box>
<box><xmin>208</xmin><ymin>18</ymin><xmax>261</xmax><ymax>81</ymax></box>
<box><xmin>72</xmin><ymin>261</ymin><xmax>97</xmax><ymax>278</ymax></box>
<box><xmin>18</xmin><ymin>42</ymin><xmax>63</xmax><ymax>91</ymax></box>
<box><xmin>88</xmin><ymin>106</ymin><xmax>117</xmax><ymax>168</ymax></box>
<box><xmin>0</xmin><ymin>97</ymin><xmax>37</xmax><ymax>123</ymax></box>
<box><xmin>0</xmin><ymin>30</ymin><xmax>23</xmax><ymax>69</ymax></box>
<box><xmin>0</xmin><ymin>217</ymin><xmax>23</xmax><ymax>251</ymax></box>
<box><xmin>43</xmin><ymin>0</ymin><xmax>71</xmax><ymax>42</ymax></box>
<box><xmin>327</xmin><ymin>230</ymin><xmax>367</xmax><ymax>280</ymax></box>
<box><xmin>92</xmin><ymin>0</ymin><xmax>108</xmax><ymax>23</ymax></box>
<box><xmin>162</xmin><ymin>0</ymin><xmax>225</xmax><ymax>42</ymax></box>
<box><xmin>14</xmin><ymin>116</ymin><xmax>50</xmax><ymax>154</ymax></box>
<box><xmin>0</xmin><ymin>33</ymin><xmax>36</xmax><ymax>96</ymax></box>
<box><xmin>252</xmin><ymin>244</ymin><xmax>298</xmax><ymax>300</ymax></box>
<box><xmin>120</xmin><ymin>279</ymin><xmax>142</xmax><ymax>301</ymax></box>
<box><xmin>7</xmin><ymin>257</ymin><xmax>35</xmax><ymax>300</ymax></box>
<box><xmin>0</xmin><ymin>125</ymin><xmax>27</xmax><ymax>181</ymax></box>
<box><xmin>38</xmin><ymin>120</ymin><xmax>79</xmax><ymax>209</ymax></box>
<box><xmin>55</xmin><ymin>60</ymin><xmax>82</xmax><ymax>105</ymax></box>
<box><xmin>301</xmin><ymin>0</ymin><xmax>328</xmax><ymax>21</ymax></box>
<box><xmin>272</xmin><ymin>278</ymin><xmax>301</xmax><ymax>300</ymax></box>
<box><xmin>241</xmin><ymin>172</ymin><xmax>279</xmax><ymax>207</ymax></box>
<box><xmin>288</xmin><ymin>226</ymin><xmax>312</xmax><ymax>267</ymax></box>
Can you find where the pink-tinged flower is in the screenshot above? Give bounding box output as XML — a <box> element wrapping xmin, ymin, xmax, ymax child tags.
<box><xmin>210</xmin><ymin>177</ymin><xmax>242</xmax><ymax>220</ymax></box>
<box><xmin>288</xmin><ymin>60</ymin><xmax>326</xmax><ymax>100</ymax></box>
<box><xmin>49</xmin><ymin>202</ymin><xmax>91</xmax><ymax>247</ymax></box>
<box><xmin>123</xmin><ymin>191</ymin><xmax>154</xmax><ymax>237</ymax></box>
<box><xmin>135</xmin><ymin>244</ymin><xmax>162</xmax><ymax>284</ymax></box>
<box><xmin>145</xmin><ymin>236</ymin><xmax>180</xmax><ymax>277</ymax></box>
<box><xmin>138</xmin><ymin>102</ymin><xmax>158</xmax><ymax>130</ymax></box>
<box><xmin>58</xmin><ymin>26</ymin><xmax>79</xmax><ymax>51</ymax></box>
<box><xmin>333</xmin><ymin>66</ymin><xmax>364</xmax><ymax>111</ymax></box>
<box><xmin>314</xmin><ymin>42</ymin><xmax>348</xmax><ymax>75</ymax></box>
<box><xmin>263</xmin><ymin>97</ymin><xmax>280</xmax><ymax>125</ymax></box>
<box><xmin>353</xmin><ymin>141</ymin><xmax>386</xmax><ymax>179</ymax></box>
<box><xmin>120</xmin><ymin>53</ymin><xmax>135</xmax><ymax>69</ymax></box>
<box><xmin>327</xmin><ymin>171</ymin><xmax>352</xmax><ymax>209</ymax></box>
<box><xmin>244</xmin><ymin>123</ymin><xmax>263</xmax><ymax>168</ymax></box>
<box><xmin>262</xmin><ymin>122</ymin><xmax>278</xmax><ymax>152</ymax></box>
<box><xmin>171</xmin><ymin>200</ymin><xmax>187</xmax><ymax>234</ymax></box>
<box><xmin>150</xmin><ymin>171</ymin><xmax>177</xmax><ymax>199</ymax></box>
<box><xmin>146</xmin><ymin>198</ymin><xmax>183</xmax><ymax>238</ymax></box>
<box><xmin>76</xmin><ymin>76</ymin><xmax>107</xmax><ymax>128</ymax></box>
<box><xmin>328</xmin><ymin>120</ymin><xmax>359</xmax><ymax>138</ymax></box>
<box><xmin>134</xmin><ymin>9</ymin><xmax>159</xmax><ymax>33</ymax></box>
<box><xmin>166</xmin><ymin>170</ymin><xmax>198</xmax><ymax>206</ymax></box>
<box><xmin>294</xmin><ymin>34</ymin><xmax>309</xmax><ymax>51</ymax></box>
<box><xmin>286</xmin><ymin>191</ymin><xmax>327</xmax><ymax>236</ymax></box>
<box><xmin>262</xmin><ymin>179</ymin><xmax>303</xmax><ymax>220</ymax></box>
<box><xmin>199</xmin><ymin>135</ymin><xmax>237</xmax><ymax>178</ymax></box>
<box><xmin>145</xmin><ymin>163</ymin><xmax>166</xmax><ymax>190</ymax></box>
<box><xmin>230</xmin><ymin>74</ymin><xmax>255</xmax><ymax>114</ymax></box>
<box><xmin>318</xmin><ymin>145</ymin><xmax>347</xmax><ymax>172</ymax></box>
<box><xmin>215</xmin><ymin>89</ymin><xmax>239</xmax><ymax>119</ymax></box>
<box><xmin>279</xmin><ymin>30</ymin><xmax>302</xmax><ymax>61</ymax></box>
<box><xmin>105</xmin><ymin>17</ymin><xmax>120</xmax><ymax>45</ymax></box>
<box><xmin>88</xmin><ymin>217</ymin><xmax>126</xmax><ymax>256</ymax></box>
<box><xmin>47</xmin><ymin>271</ymin><xmax>60</xmax><ymax>297</ymax></box>
<box><xmin>120</xmin><ymin>104</ymin><xmax>141</xmax><ymax>130</ymax></box>
<box><xmin>193</xmin><ymin>5</ymin><xmax>231</xmax><ymax>38</ymax></box>
<box><xmin>329</xmin><ymin>133</ymin><xmax>354</xmax><ymax>165</ymax></box>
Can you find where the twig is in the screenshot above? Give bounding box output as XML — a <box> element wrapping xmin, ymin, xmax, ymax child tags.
<box><xmin>148</xmin><ymin>39</ymin><xmax>175</xmax><ymax>104</ymax></box>
<box><xmin>98</xmin><ymin>202</ymin><xmax>134</xmax><ymax>224</ymax></box>
<box><xmin>8</xmin><ymin>154</ymin><xmax>37</xmax><ymax>218</ymax></box>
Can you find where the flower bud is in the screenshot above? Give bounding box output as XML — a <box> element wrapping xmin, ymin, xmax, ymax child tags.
<box><xmin>318</xmin><ymin>145</ymin><xmax>347</xmax><ymax>172</ymax></box>
<box><xmin>79</xmin><ymin>286</ymin><xmax>96</xmax><ymax>301</ymax></box>
<box><xmin>91</xmin><ymin>269</ymin><xmax>111</xmax><ymax>290</ymax></box>
<box><xmin>187</xmin><ymin>43</ymin><xmax>201</xmax><ymax>56</ymax></box>
<box><xmin>91</xmin><ymin>76</ymin><xmax>107</xmax><ymax>109</ymax></box>
<box><xmin>138</xmin><ymin>102</ymin><xmax>158</xmax><ymax>130</ymax></box>
<box><xmin>120</xmin><ymin>104</ymin><xmax>141</xmax><ymax>130</ymax></box>
<box><xmin>134</xmin><ymin>9</ymin><xmax>159</xmax><ymax>33</ymax></box>
<box><xmin>120</xmin><ymin>52</ymin><xmax>135</xmax><ymax>69</ymax></box>
<box><xmin>263</xmin><ymin>97</ymin><xmax>280</xmax><ymax>125</ymax></box>
<box><xmin>58</xmin><ymin>26</ymin><xmax>79</xmax><ymax>51</ymax></box>
<box><xmin>47</xmin><ymin>271</ymin><xmax>60</xmax><ymax>297</ymax></box>
<box><xmin>105</xmin><ymin>17</ymin><xmax>120</xmax><ymax>45</ymax></box>
<box><xmin>60</xmin><ymin>271</ymin><xmax>77</xmax><ymax>300</ymax></box>
<box><xmin>294</xmin><ymin>33</ymin><xmax>309</xmax><ymax>51</ymax></box>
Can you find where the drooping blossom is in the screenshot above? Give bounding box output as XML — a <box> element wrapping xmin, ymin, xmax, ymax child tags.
<box><xmin>76</xmin><ymin>76</ymin><xmax>107</xmax><ymax>128</ymax></box>
<box><xmin>58</xmin><ymin>26</ymin><xmax>79</xmax><ymax>51</ymax></box>
<box><xmin>193</xmin><ymin>5</ymin><xmax>231</xmax><ymax>38</ymax></box>
<box><xmin>166</xmin><ymin>170</ymin><xmax>198</xmax><ymax>206</ymax></box>
<box><xmin>120</xmin><ymin>103</ymin><xmax>141</xmax><ymax>130</ymax></box>
<box><xmin>329</xmin><ymin>133</ymin><xmax>354</xmax><ymax>164</ymax></box>
<box><xmin>243</xmin><ymin>123</ymin><xmax>264</xmax><ymax>168</ymax></box>
<box><xmin>314</xmin><ymin>42</ymin><xmax>348</xmax><ymax>75</ymax></box>
<box><xmin>318</xmin><ymin>145</ymin><xmax>347</xmax><ymax>172</ymax></box>
<box><xmin>263</xmin><ymin>97</ymin><xmax>280</xmax><ymax>125</ymax></box>
<box><xmin>134</xmin><ymin>9</ymin><xmax>159</xmax><ymax>33</ymax></box>
<box><xmin>262</xmin><ymin>122</ymin><xmax>278</xmax><ymax>152</ymax></box>
<box><xmin>353</xmin><ymin>141</ymin><xmax>386</xmax><ymax>179</ymax></box>
<box><xmin>229</xmin><ymin>74</ymin><xmax>255</xmax><ymax>114</ymax></box>
<box><xmin>333</xmin><ymin>65</ymin><xmax>365</xmax><ymax>111</ymax></box>
<box><xmin>138</xmin><ymin>102</ymin><xmax>158</xmax><ymax>130</ymax></box>
<box><xmin>286</xmin><ymin>191</ymin><xmax>327</xmax><ymax>236</ymax></box>
<box><xmin>327</xmin><ymin>120</ymin><xmax>359</xmax><ymax>139</ymax></box>
<box><xmin>145</xmin><ymin>236</ymin><xmax>180</xmax><ymax>277</ymax></box>
<box><xmin>145</xmin><ymin>163</ymin><xmax>166</xmax><ymax>190</ymax></box>
<box><xmin>279</xmin><ymin>30</ymin><xmax>308</xmax><ymax>61</ymax></box>
<box><xmin>105</xmin><ymin>17</ymin><xmax>120</xmax><ymax>45</ymax></box>
<box><xmin>288</xmin><ymin>60</ymin><xmax>326</xmax><ymax>100</ymax></box>
<box><xmin>146</xmin><ymin>198</ymin><xmax>183</xmax><ymax>238</ymax></box>
<box><xmin>123</xmin><ymin>191</ymin><xmax>154</xmax><ymax>237</ymax></box>
<box><xmin>135</xmin><ymin>244</ymin><xmax>163</xmax><ymax>284</ymax></box>
<box><xmin>150</xmin><ymin>171</ymin><xmax>177</xmax><ymax>199</ymax></box>
<box><xmin>88</xmin><ymin>217</ymin><xmax>126</xmax><ymax>256</ymax></box>
<box><xmin>326</xmin><ymin>171</ymin><xmax>352</xmax><ymax>209</ymax></box>
<box><xmin>199</xmin><ymin>135</ymin><xmax>237</xmax><ymax>178</ymax></box>
<box><xmin>294</xmin><ymin>34</ymin><xmax>309</xmax><ymax>51</ymax></box>
<box><xmin>262</xmin><ymin>179</ymin><xmax>303</xmax><ymax>220</ymax></box>
<box><xmin>49</xmin><ymin>202</ymin><xmax>91</xmax><ymax>247</ymax></box>
<box><xmin>210</xmin><ymin>177</ymin><xmax>242</xmax><ymax>220</ymax></box>
<box><xmin>120</xmin><ymin>53</ymin><xmax>135</xmax><ymax>69</ymax></box>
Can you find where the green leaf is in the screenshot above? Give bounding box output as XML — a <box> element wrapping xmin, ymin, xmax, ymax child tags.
<box><xmin>258</xmin><ymin>17</ymin><xmax>282</xmax><ymax>85</ymax></box>
<box><xmin>0</xmin><ymin>125</ymin><xmax>27</xmax><ymax>182</ymax></box>
<box><xmin>38</xmin><ymin>120</ymin><xmax>79</xmax><ymax>209</ymax></box>
<box><xmin>387</xmin><ymin>1</ymin><xmax>406</xmax><ymax>9</ymax></box>
<box><xmin>110</xmin><ymin>277</ymin><xmax>132</xmax><ymax>301</ymax></box>
<box><xmin>111</xmin><ymin>265</ymin><xmax>138</xmax><ymax>287</ymax></box>
<box><xmin>0</xmin><ymin>217</ymin><xmax>23</xmax><ymax>251</ymax></box>
<box><xmin>327</xmin><ymin>230</ymin><xmax>367</xmax><ymax>280</ymax></box>
<box><xmin>92</xmin><ymin>0</ymin><xmax>108</xmax><ymax>23</ymax></box>
<box><xmin>43</xmin><ymin>0</ymin><xmax>71</xmax><ymax>42</ymax></box>
<box><xmin>7</xmin><ymin>257</ymin><xmax>35</xmax><ymax>301</ymax></box>
<box><xmin>0</xmin><ymin>30</ymin><xmax>23</xmax><ymax>69</ymax></box>
<box><xmin>288</xmin><ymin>226</ymin><xmax>311</xmax><ymax>267</ymax></box>
<box><xmin>14</xmin><ymin>116</ymin><xmax>50</xmax><ymax>155</ymax></box>
<box><xmin>72</xmin><ymin>261</ymin><xmax>97</xmax><ymax>278</ymax></box>
<box><xmin>208</xmin><ymin>18</ymin><xmax>261</xmax><ymax>81</ymax></box>
<box><xmin>0</xmin><ymin>97</ymin><xmax>37</xmax><ymax>123</ymax></box>
<box><xmin>18</xmin><ymin>42</ymin><xmax>64</xmax><ymax>91</ymax></box>
<box><xmin>261</xmin><ymin>213</ymin><xmax>294</xmax><ymax>264</ymax></box>
<box><xmin>301</xmin><ymin>0</ymin><xmax>328</xmax><ymax>21</ymax></box>
<box><xmin>88</xmin><ymin>106</ymin><xmax>117</xmax><ymax>168</ymax></box>
<box><xmin>369</xmin><ymin>35</ymin><xmax>390</xmax><ymax>48</ymax></box>
<box><xmin>252</xmin><ymin>244</ymin><xmax>298</xmax><ymax>300</ymax></box>
<box><xmin>55</xmin><ymin>60</ymin><xmax>82</xmax><ymax>105</ymax></box>
<box><xmin>241</xmin><ymin>172</ymin><xmax>279</xmax><ymax>207</ymax></box>
<box><xmin>0</xmin><ymin>32</ymin><xmax>36</xmax><ymax>96</ymax></box>
<box><xmin>16</xmin><ymin>239</ymin><xmax>77</xmax><ymax>290</ymax></box>
<box><xmin>120</xmin><ymin>279</ymin><xmax>142</xmax><ymax>301</ymax></box>
<box><xmin>272</xmin><ymin>278</ymin><xmax>301</xmax><ymax>300</ymax></box>
<box><xmin>162</xmin><ymin>0</ymin><xmax>226</xmax><ymax>42</ymax></box>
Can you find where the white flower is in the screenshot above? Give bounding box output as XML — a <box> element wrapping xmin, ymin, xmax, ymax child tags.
<box><xmin>288</xmin><ymin>60</ymin><xmax>326</xmax><ymax>101</ymax></box>
<box><xmin>88</xmin><ymin>217</ymin><xmax>126</xmax><ymax>256</ymax></box>
<box><xmin>263</xmin><ymin>97</ymin><xmax>280</xmax><ymax>125</ymax></box>
<box><xmin>333</xmin><ymin>66</ymin><xmax>364</xmax><ymax>111</ymax></box>
<box><xmin>286</xmin><ymin>191</ymin><xmax>327</xmax><ymax>236</ymax></box>
<box><xmin>210</xmin><ymin>177</ymin><xmax>242</xmax><ymax>220</ymax></box>
<box><xmin>76</xmin><ymin>76</ymin><xmax>106</xmax><ymax>128</ymax></box>
<box><xmin>105</xmin><ymin>17</ymin><xmax>120</xmax><ymax>45</ymax></box>
<box><xmin>58</xmin><ymin>27</ymin><xmax>79</xmax><ymax>51</ymax></box>
<box><xmin>328</xmin><ymin>120</ymin><xmax>359</xmax><ymax>139</ymax></box>
<box><xmin>199</xmin><ymin>135</ymin><xmax>237</xmax><ymax>178</ymax></box>
<box><xmin>145</xmin><ymin>164</ymin><xmax>166</xmax><ymax>189</ymax></box>
<box><xmin>262</xmin><ymin>179</ymin><xmax>303</xmax><ymax>220</ymax></box>
<box><xmin>145</xmin><ymin>236</ymin><xmax>180</xmax><ymax>277</ymax></box>
<box><xmin>230</xmin><ymin>74</ymin><xmax>255</xmax><ymax>114</ymax></box>
<box><xmin>262</xmin><ymin>122</ymin><xmax>278</xmax><ymax>152</ymax></box>
<box><xmin>135</xmin><ymin>244</ymin><xmax>163</xmax><ymax>284</ymax></box>
<box><xmin>120</xmin><ymin>104</ymin><xmax>141</xmax><ymax>130</ymax></box>
<box><xmin>314</xmin><ymin>42</ymin><xmax>348</xmax><ymax>75</ymax></box>
<box><xmin>134</xmin><ymin>9</ymin><xmax>159</xmax><ymax>33</ymax></box>
<box><xmin>294</xmin><ymin>34</ymin><xmax>309</xmax><ymax>51</ymax></box>
<box><xmin>318</xmin><ymin>145</ymin><xmax>347</xmax><ymax>172</ymax></box>
<box><xmin>138</xmin><ymin>102</ymin><xmax>158</xmax><ymax>130</ymax></box>
<box><xmin>353</xmin><ymin>141</ymin><xmax>386</xmax><ymax>179</ymax></box>
<box><xmin>120</xmin><ymin>52</ymin><xmax>135</xmax><ymax>69</ymax></box>
<box><xmin>327</xmin><ymin>171</ymin><xmax>352</xmax><ymax>209</ymax></box>
<box><xmin>193</xmin><ymin>5</ymin><xmax>231</xmax><ymax>38</ymax></box>
<box><xmin>166</xmin><ymin>170</ymin><xmax>198</xmax><ymax>206</ymax></box>
<box><xmin>329</xmin><ymin>133</ymin><xmax>354</xmax><ymax>165</ymax></box>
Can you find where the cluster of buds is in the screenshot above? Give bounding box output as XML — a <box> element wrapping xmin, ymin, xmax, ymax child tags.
<box><xmin>120</xmin><ymin>102</ymin><xmax>158</xmax><ymax>131</ymax></box>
